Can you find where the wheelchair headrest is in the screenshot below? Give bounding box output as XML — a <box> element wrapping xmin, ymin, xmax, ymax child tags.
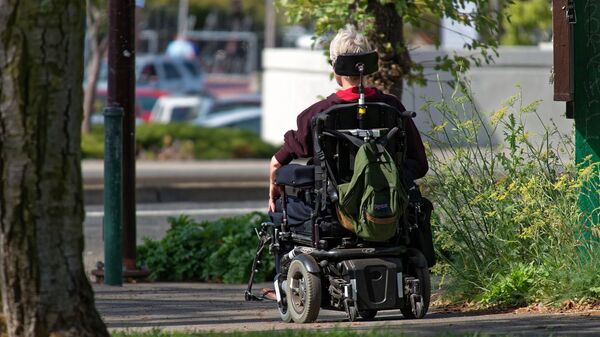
<box><xmin>333</xmin><ymin>51</ymin><xmax>379</xmax><ymax>76</ymax></box>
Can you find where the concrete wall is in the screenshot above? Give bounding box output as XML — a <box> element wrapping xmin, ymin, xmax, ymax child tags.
<box><xmin>262</xmin><ymin>47</ymin><xmax>573</xmax><ymax>151</ymax></box>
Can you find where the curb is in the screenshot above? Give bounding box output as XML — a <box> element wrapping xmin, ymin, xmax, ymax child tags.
<box><xmin>84</xmin><ymin>182</ymin><xmax>267</xmax><ymax>205</ymax></box>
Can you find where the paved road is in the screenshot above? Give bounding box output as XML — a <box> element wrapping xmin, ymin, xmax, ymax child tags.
<box><xmin>84</xmin><ymin>201</ymin><xmax>265</xmax><ymax>273</ymax></box>
<box><xmin>94</xmin><ymin>282</ymin><xmax>600</xmax><ymax>335</ymax></box>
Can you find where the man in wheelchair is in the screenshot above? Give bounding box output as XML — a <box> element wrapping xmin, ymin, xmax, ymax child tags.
<box><xmin>246</xmin><ymin>25</ymin><xmax>435</xmax><ymax>323</ymax></box>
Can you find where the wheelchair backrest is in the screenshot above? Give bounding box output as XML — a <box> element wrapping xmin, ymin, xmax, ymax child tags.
<box><xmin>311</xmin><ymin>102</ymin><xmax>407</xmax><ymax>184</ymax></box>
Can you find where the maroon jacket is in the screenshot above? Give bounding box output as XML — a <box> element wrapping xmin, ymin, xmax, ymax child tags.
<box><xmin>274</xmin><ymin>87</ymin><xmax>429</xmax><ymax>179</ymax></box>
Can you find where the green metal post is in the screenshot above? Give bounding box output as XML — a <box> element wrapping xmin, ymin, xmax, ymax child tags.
<box><xmin>573</xmin><ymin>1</ymin><xmax>600</xmax><ymax>229</ymax></box>
<box><xmin>104</xmin><ymin>106</ymin><xmax>123</xmax><ymax>286</ymax></box>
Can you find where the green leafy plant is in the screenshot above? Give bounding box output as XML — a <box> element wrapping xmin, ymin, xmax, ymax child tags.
<box><xmin>81</xmin><ymin>124</ymin><xmax>278</xmax><ymax>159</ymax></box>
<box><xmin>81</xmin><ymin>128</ymin><xmax>105</xmax><ymax>158</ymax></box>
<box><xmin>479</xmin><ymin>263</ymin><xmax>547</xmax><ymax>306</ymax></box>
<box><xmin>501</xmin><ymin>0</ymin><xmax>552</xmax><ymax>45</ymax></box>
<box><xmin>423</xmin><ymin>84</ymin><xmax>600</xmax><ymax>306</ymax></box>
<box><xmin>137</xmin><ymin>212</ymin><xmax>275</xmax><ymax>283</ymax></box>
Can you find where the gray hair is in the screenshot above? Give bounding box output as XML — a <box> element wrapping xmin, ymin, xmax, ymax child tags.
<box><xmin>329</xmin><ymin>24</ymin><xmax>373</xmax><ymax>67</ymax></box>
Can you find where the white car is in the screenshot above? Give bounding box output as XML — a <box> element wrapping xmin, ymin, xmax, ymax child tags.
<box><xmin>150</xmin><ymin>96</ymin><xmax>208</xmax><ymax>123</ymax></box>
<box><xmin>151</xmin><ymin>93</ymin><xmax>262</xmax><ymax>134</ymax></box>
<box><xmin>195</xmin><ymin>106</ymin><xmax>261</xmax><ymax>134</ymax></box>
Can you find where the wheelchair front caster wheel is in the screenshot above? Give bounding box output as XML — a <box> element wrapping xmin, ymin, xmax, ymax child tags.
<box><xmin>278</xmin><ymin>303</ymin><xmax>293</xmax><ymax>323</ymax></box>
<box><xmin>358</xmin><ymin>309</ymin><xmax>377</xmax><ymax>320</ymax></box>
<box><xmin>401</xmin><ymin>266</ymin><xmax>431</xmax><ymax>319</ymax></box>
<box><xmin>287</xmin><ymin>259</ymin><xmax>321</xmax><ymax>323</ymax></box>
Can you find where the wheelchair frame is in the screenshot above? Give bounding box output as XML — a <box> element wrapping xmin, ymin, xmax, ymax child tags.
<box><xmin>245</xmin><ymin>51</ymin><xmax>432</xmax><ymax>323</ymax></box>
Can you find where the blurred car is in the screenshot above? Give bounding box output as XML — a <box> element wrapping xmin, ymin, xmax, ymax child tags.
<box><xmin>194</xmin><ymin>93</ymin><xmax>260</xmax><ymax>123</ymax></box>
<box><xmin>150</xmin><ymin>96</ymin><xmax>208</xmax><ymax>123</ymax></box>
<box><xmin>137</xmin><ymin>55</ymin><xmax>204</xmax><ymax>93</ymax></box>
<box><xmin>97</xmin><ymin>55</ymin><xmax>204</xmax><ymax>94</ymax></box>
<box><xmin>191</xmin><ymin>93</ymin><xmax>261</xmax><ymax>134</ymax></box>
<box><xmin>136</xmin><ymin>88</ymin><xmax>170</xmax><ymax>122</ymax></box>
<box><xmin>91</xmin><ymin>89</ymin><xmax>143</xmax><ymax>125</ymax></box>
<box><xmin>196</xmin><ymin>106</ymin><xmax>261</xmax><ymax>134</ymax></box>
<box><xmin>151</xmin><ymin>92</ymin><xmax>262</xmax><ymax>134</ymax></box>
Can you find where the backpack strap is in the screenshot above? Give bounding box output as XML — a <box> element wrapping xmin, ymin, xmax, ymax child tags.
<box><xmin>324</xmin><ymin>127</ymin><xmax>398</xmax><ymax>149</ymax></box>
<box><xmin>323</xmin><ymin>129</ymin><xmax>364</xmax><ymax>148</ymax></box>
<box><xmin>377</xmin><ymin>126</ymin><xmax>399</xmax><ymax>147</ymax></box>
<box><xmin>365</xmin><ymin>126</ymin><xmax>398</xmax><ymax>156</ymax></box>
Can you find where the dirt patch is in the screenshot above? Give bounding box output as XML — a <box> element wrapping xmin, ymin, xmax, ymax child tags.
<box><xmin>515</xmin><ymin>299</ymin><xmax>600</xmax><ymax>315</ymax></box>
<box><xmin>431</xmin><ymin>297</ymin><xmax>600</xmax><ymax>317</ymax></box>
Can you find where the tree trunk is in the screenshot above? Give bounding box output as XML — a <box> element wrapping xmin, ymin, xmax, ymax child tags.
<box><xmin>367</xmin><ymin>0</ymin><xmax>411</xmax><ymax>100</ymax></box>
<box><xmin>0</xmin><ymin>1</ymin><xmax>109</xmax><ymax>336</ymax></box>
<box><xmin>82</xmin><ymin>38</ymin><xmax>107</xmax><ymax>135</ymax></box>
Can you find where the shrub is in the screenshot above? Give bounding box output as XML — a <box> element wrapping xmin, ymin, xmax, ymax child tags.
<box><xmin>81</xmin><ymin>127</ymin><xmax>105</xmax><ymax>159</ymax></box>
<box><xmin>423</xmin><ymin>85</ymin><xmax>600</xmax><ymax>306</ymax></box>
<box><xmin>137</xmin><ymin>212</ymin><xmax>275</xmax><ymax>283</ymax></box>
<box><xmin>81</xmin><ymin>124</ymin><xmax>278</xmax><ymax>159</ymax></box>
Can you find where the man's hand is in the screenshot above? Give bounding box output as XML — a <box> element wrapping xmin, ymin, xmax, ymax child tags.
<box><xmin>268</xmin><ymin>156</ymin><xmax>282</xmax><ymax>212</ymax></box>
<box><xmin>268</xmin><ymin>183</ymin><xmax>280</xmax><ymax>212</ymax></box>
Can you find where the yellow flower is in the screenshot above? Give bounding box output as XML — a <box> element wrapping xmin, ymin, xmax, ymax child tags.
<box><xmin>497</xmin><ymin>191</ymin><xmax>508</xmax><ymax>201</ymax></box>
<box><xmin>518</xmin><ymin>132</ymin><xmax>530</xmax><ymax>142</ymax></box>
<box><xmin>432</xmin><ymin>121</ymin><xmax>448</xmax><ymax>132</ymax></box>
<box><xmin>491</xmin><ymin>106</ymin><xmax>508</xmax><ymax>125</ymax></box>
<box><xmin>485</xmin><ymin>210</ymin><xmax>497</xmax><ymax>218</ymax></box>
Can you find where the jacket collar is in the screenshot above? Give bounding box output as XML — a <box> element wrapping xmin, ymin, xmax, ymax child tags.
<box><xmin>335</xmin><ymin>86</ymin><xmax>378</xmax><ymax>102</ymax></box>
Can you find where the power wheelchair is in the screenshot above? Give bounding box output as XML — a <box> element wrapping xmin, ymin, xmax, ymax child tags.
<box><xmin>245</xmin><ymin>51</ymin><xmax>435</xmax><ymax>323</ymax></box>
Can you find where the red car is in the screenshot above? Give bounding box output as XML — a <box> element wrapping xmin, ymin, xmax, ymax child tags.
<box><xmin>93</xmin><ymin>88</ymin><xmax>170</xmax><ymax>123</ymax></box>
<box><xmin>135</xmin><ymin>88</ymin><xmax>170</xmax><ymax>122</ymax></box>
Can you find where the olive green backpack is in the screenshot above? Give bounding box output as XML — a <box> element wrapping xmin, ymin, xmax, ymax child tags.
<box><xmin>336</xmin><ymin>141</ymin><xmax>408</xmax><ymax>242</ymax></box>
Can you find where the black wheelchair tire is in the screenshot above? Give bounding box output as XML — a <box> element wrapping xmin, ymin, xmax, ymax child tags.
<box><xmin>286</xmin><ymin>259</ymin><xmax>321</xmax><ymax>323</ymax></box>
<box><xmin>400</xmin><ymin>266</ymin><xmax>431</xmax><ymax>319</ymax></box>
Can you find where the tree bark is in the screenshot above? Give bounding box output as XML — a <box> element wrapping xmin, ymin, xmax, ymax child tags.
<box><xmin>367</xmin><ymin>0</ymin><xmax>411</xmax><ymax>100</ymax></box>
<box><xmin>0</xmin><ymin>1</ymin><xmax>109</xmax><ymax>336</ymax></box>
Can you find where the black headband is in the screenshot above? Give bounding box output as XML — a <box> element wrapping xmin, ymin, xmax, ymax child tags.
<box><xmin>333</xmin><ymin>51</ymin><xmax>378</xmax><ymax>76</ymax></box>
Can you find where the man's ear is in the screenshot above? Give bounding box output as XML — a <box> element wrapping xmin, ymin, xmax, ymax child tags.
<box><xmin>334</xmin><ymin>74</ymin><xmax>342</xmax><ymax>87</ymax></box>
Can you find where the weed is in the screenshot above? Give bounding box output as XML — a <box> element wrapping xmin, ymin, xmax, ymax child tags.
<box><xmin>423</xmin><ymin>84</ymin><xmax>600</xmax><ymax>306</ymax></box>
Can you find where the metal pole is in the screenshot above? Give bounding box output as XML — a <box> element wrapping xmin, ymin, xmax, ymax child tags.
<box><xmin>103</xmin><ymin>107</ymin><xmax>123</xmax><ymax>286</ymax></box>
<box><xmin>178</xmin><ymin>0</ymin><xmax>189</xmax><ymax>37</ymax></box>
<box><xmin>108</xmin><ymin>0</ymin><xmax>138</xmax><ymax>272</ymax></box>
<box><xmin>572</xmin><ymin>0</ymin><xmax>600</xmax><ymax>230</ymax></box>
<box><xmin>264</xmin><ymin>0</ymin><xmax>275</xmax><ymax>48</ymax></box>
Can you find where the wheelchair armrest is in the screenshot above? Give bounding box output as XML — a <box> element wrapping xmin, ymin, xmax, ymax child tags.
<box><xmin>275</xmin><ymin>164</ymin><xmax>315</xmax><ymax>188</ymax></box>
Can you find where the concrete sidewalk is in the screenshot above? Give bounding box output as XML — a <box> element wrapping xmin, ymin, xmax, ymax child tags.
<box><xmin>83</xmin><ymin>160</ymin><xmax>269</xmax><ymax>204</ymax></box>
<box><xmin>94</xmin><ymin>282</ymin><xmax>600</xmax><ymax>335</ymax></box>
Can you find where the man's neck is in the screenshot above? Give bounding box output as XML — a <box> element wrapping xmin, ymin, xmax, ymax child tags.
<box><xmin>339</xmin><ymin>77</ymin><xmax>360</xmax><ymax>90</ymax></box>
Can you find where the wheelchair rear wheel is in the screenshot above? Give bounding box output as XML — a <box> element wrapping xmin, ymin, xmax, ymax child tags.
<box><xmin>400</xmin><ymin>266</ymin><xmax>431</xmax><ymax>319</ymax></box>
<box><xmin>286</xmin><ymin>259</ymin><xmax>321</xmax><ymax>323</ymax></box>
